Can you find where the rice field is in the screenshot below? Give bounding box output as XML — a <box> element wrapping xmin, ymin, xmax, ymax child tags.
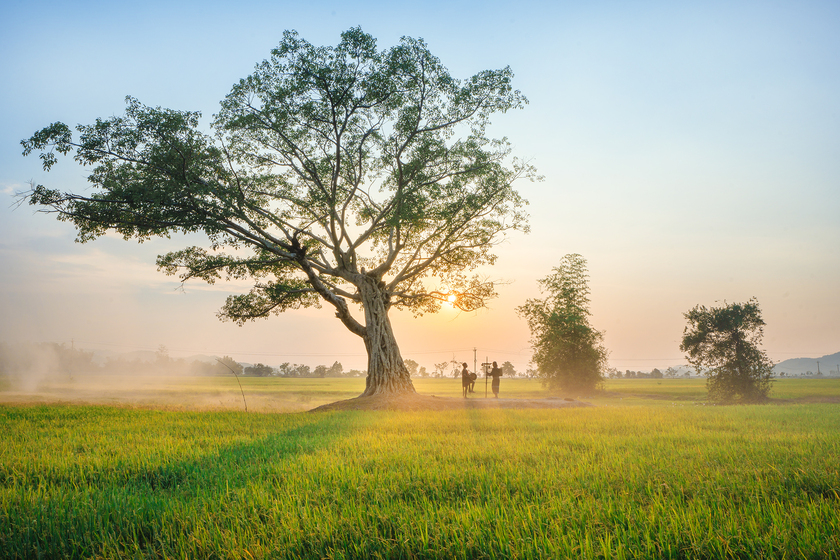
<box><xmin>1</xmin><ymin>379</ymin><xmax>839</xmax><ymax>558</ymax></box>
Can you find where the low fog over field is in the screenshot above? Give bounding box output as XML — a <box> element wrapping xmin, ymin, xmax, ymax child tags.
<box><xmin>0</xmin><ymin>342</ymin><xmax>353</xmax><ymax>411</ymax></box>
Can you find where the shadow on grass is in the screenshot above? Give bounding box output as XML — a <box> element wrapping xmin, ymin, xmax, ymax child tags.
<box><xmin>1</xmin><ymin>408</ymin><xmax>371</xmax><ymax>558</ymax></box>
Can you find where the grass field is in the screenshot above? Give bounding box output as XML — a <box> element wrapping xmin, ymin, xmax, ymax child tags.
<box><xmin>4</xmin><ymin>374</ymin><xmax>839</xmax><ymax>411</ymax></box>
<box><xmin>1</xmin><ymin>378</ymin><xmax>839</xmax><ymax>558</ymax></box>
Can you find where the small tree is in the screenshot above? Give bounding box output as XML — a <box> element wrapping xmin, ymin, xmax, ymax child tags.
<box><xmin>190</xmin><ymin>356</ymin><xmax>244</xmax><ymax>376</ymax></box>
<box><xmin>403</xmin><ymin>359</ymin><xmax>419</xmax><ymax>377</ymax></box>
<box><xmin>680</xmin><ymin>298</ymin><xmax>774</xmax><ymax>403</ymax></box>
<box><xmin>327</xmin><ymin>361</ymin><xmax>344</xmax><ymax>377</ymax></box>
<box><xmin>517</xmin><ymin>254</ymin><xmax>607</xmax><ymax>392</ymax></box>
<box><xmin>500</xmin><ymin>361</ymin><xmax>517</xmax><ymax>378</ymax></box>
<box><xmin>433</xmin><ymin>361</ymin><xmax>448</xmax><ymax>378</ymax></box>
<box><xmin>216</xmin><ymin>356</ymin><xmax>243</xmax><ymax>377</ymax></box>
<box><xmin>244</xmin><ymin>363</ymin><xmax>274</xmax><ymax>377</ymax></box>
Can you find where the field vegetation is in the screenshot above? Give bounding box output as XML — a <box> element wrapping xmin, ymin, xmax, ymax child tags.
<box><xmin>1</xmin><ymin>378</ymin><xmax>839</xmax><ymax>558</ymax></box>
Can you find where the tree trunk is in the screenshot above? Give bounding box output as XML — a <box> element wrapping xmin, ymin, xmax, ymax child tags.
<box><xmin>359</xmin><ymin>277</ymin><xmax>416</xmax><ymax>396</ymax></box>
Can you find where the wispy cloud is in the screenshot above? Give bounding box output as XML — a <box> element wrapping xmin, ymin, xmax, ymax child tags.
<box><xmin>1</xmin><ymin>182</ymin><xmax>27</xmax><ymax>197</ymax></box>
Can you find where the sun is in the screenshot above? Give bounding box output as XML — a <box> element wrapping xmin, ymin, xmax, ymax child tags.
<box><xmin>447</xmin><ymin>294</ymin><xmax>458</xmax><ymax>304</ymax></box>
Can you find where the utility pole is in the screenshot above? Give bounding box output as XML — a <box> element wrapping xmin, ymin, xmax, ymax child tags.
<box><xmin>473</xmin><ymin>348</ymin><xmax>477</xmax><ymax>378</ymax></box>
<box><xmin>817</xmin><ymin>361</ymin><xmax>821</xmax><ymax>376</ymax></box>
<box><xmin>485</xmin><ymin>355</ymin><xmax>489</xmax><ymax>398</ymax></box>
<box><xmin>479</xmin><ymin>357</ymin><xmax>494</xmax><ymax>398</ymax></box>
<box><xmin>485</xmin><ymin>366</ymin><xmax>488</xmax><ymax>397</ymax></box>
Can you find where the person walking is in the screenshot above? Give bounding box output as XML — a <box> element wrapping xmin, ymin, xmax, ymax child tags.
<box><xmin>488</xmin><ymin>361</ymin><xmax>502</xmax><ymax>398</ymax></box>
<box><xmin>461</xmin><ymin>363</ymin><xmax>472</xmax><ymax>398</ymax></box>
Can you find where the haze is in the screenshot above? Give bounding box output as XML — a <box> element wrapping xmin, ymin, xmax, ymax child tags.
<box><xmin>1</xmin><ymin>0</ymin><xmax>838</xmax><ymax>375</ymax></box>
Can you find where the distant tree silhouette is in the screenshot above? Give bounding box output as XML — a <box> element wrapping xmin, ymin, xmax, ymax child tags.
<box><xmin>680</xmin><ymin>298</ymin><xmax>773</xmax><ymax>403</ymax></box>
<box><xmin>244</xmin><ymin>363</ymin><xmax>274</xmax><ymax>377</ymax></box>
<box><xmin>501</xmin><ymin>361</ymin><xmax>517</xmax><ymax>378</ymax></box>
<box><xmin>518</xmin><ymin>254</ymin><xmax>607</xmax><ymax>392</ymax></box>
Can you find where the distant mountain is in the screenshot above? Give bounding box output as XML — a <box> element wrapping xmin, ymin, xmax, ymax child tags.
<box><xmin>774</xmin><ymin>352</ymin><xmax>840</xmax><ymax>376</ymax></box>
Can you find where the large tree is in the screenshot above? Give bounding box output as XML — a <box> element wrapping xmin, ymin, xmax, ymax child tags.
<box><xmin>20</xmin><ymin>28</ymin><xmax>532</xmax><ymax>396</ymax></box>
<box><xmin>517</xmin><ymin>254</ymin><xmax>607</xmax><ymax>392</ymax></box>
<box><xmin>680</xmin><ymin>298</ymin><xmax>774</xmax><ymax>403</ymax></box>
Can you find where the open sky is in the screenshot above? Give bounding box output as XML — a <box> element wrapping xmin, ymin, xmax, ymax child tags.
<box><xmin>1</xmin><ymin>0</ymin><xmax>838</xmax><ymax>374</ymax></box>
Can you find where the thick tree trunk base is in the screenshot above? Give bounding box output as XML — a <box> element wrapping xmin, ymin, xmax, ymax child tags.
<box><xmin>362</xmin><ymin>373</ymin><xmax>416</xmax><ymax>397</ymax></box>
<box><xmin>361</xmin><ymin>327</ymin><xmax>416</xmax><ymax>396</ymax></box>
<box><xmin>359</xmin><ymin>277</ymin><xmax>416</xmax><ymax>397</ymax></box>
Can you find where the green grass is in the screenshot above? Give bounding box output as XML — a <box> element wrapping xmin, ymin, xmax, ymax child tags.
<box><xmin>597</xmin><ymin>377</ymin><xmax>840</xmax><ymax>404</ymax></box>
<box><xmin>1</xmin><ymin>379</ymin><xmax>839</xmax><ymax>558</ymax></box>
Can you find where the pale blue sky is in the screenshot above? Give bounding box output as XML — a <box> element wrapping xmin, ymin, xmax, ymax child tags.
<box><xmin>2</xmin><ymin>0</ymin><xmax>838</xmax><ymax>372</ymax></box>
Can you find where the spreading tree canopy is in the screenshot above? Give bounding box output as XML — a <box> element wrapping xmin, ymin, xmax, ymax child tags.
<box><xmin>517</xmin><ymin>254</ymin><xmax>607</xmax><ymax>392</ymax></box>
<box><xmin>21</xmin><ymin>28</ymin><xmax>534</xmax><ymax>396</ymax></box>
<box><xmin>680</xmin><ymin>298</ymin><xmax>774</xmax><ymax>403</ymax></box>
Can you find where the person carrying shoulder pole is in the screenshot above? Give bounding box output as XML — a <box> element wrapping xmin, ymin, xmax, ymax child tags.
<box><xmin>489</xmin><ymin>361</ymin><xmax>502</xmax><ymax>398</ymax></box>
<box><xmin>461</xmin><ymin>363</ymin><xmax>471</xmax><ymax>398</ymax></box>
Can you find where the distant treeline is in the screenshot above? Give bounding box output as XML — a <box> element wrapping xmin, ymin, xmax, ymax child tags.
<box><xmin>0</xmin><ymin>342</ymin><xmax>238</xmax><ymax>379</ymax></box>
<box><xmin>0</xmin><ymin>343</ymin><xmax>367</xmax><ymax>380</ymax></box>
<box><xmin>244</xmin><ymin>361</ymin><xmax>366</xmax><ymax>378</ymax></box>
<box><xmin>0</xmin><ymin>342</ymin><xmax>99</xmax><ymax>379</ymax></box>
<box><xmin>607</xmin><ymin>368</ymin><xmax>691</xmax><ymax>379</ymax></box>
